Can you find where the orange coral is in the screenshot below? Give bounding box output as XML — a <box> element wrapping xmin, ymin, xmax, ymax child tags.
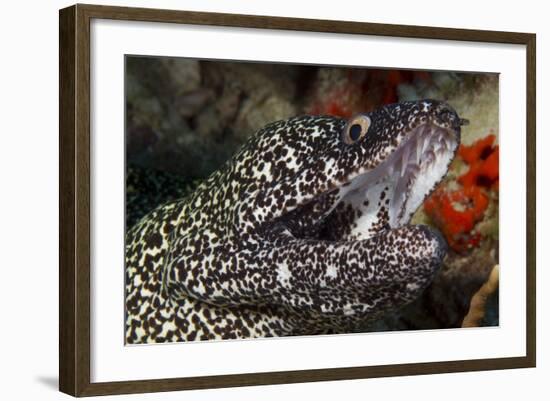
<box><xmin>424</xmin><ymin>186</ymin><xmax>488</xmax><ymax>252</ymax></box>
<box><xmin>424</xmin><ymin>134</ymin><xmax>499</xmax><ymax>253</ymax></box>
<box><xmin>458</xmin><ymin>134</ymin><xmax>499</xmax><ymax>190</ymax></box>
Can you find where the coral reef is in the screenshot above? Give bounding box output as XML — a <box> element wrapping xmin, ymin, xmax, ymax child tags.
<box><xmin>462</xmin><ymin>265</ymin><xmax>499</xmax><ymax>327</ymax></box>
<box><xmin>458</xmin><ymin>134</ymin><xmax>499</xmax><ymax>190</ymax></box>
<box><xmin>424</xmin><ymin>134</ymin><xmax>499</xmax><ymax>253</ymax></box>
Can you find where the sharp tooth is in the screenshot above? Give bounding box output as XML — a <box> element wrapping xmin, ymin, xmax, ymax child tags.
<box><xmin>401</xmin><ymin>158</ymin><xmax>407</xmax><ymax>177</ymax></box>
<box><xmin>438</xmin><ymin>135</ymin><xmax>447</xmax><ymax>150</ymax></box>
<box><xmin>421</xmin><ymin>137</ymin><xmax>430</xmax><ymax>155</ymax></box>
<box><xmin>392</xmin><ymin>176</ymin><xmax>406</xmax><ymax>207</ymax></box>
<box><xmin>402</xmin><ymin>145</ymin><xmax>410</xmax><ymax>165</ymax></box>
<box><xmin>416</xmin><ymin>137</ymin><xmax>423</xmax><ymax>162</ymax></box>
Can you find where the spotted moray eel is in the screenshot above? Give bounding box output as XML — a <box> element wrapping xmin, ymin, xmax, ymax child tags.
<box><xmin>125</xmin><ymin>99</ymin><xmax>467</xmax><ymax>343</ymax></box>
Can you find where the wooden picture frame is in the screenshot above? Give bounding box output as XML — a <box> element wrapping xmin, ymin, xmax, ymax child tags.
<box><xmin>59</xmin><ymin>3</ymin><xmax>536</xmax><ymax>397</ymax></box>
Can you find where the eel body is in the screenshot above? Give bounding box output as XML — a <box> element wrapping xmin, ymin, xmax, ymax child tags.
<box><xmin>125</xmin><ymin>99</ymin><xmax>466</xmax><ymax>343</ymax></box>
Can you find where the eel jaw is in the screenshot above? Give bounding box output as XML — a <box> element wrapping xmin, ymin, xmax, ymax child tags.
<box><xmin>341</xmin><ymin>122</ymin><xmax>459</xmax><ymax>230</ymax></box>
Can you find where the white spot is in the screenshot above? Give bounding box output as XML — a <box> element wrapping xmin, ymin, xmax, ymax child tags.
<box><xmin>135</xmin><ymin>326</ymin><xmax>146</xmax><ymax>340</ymax></box>
<box><xmin>343</xmin><ymin>305</ymin><xmax>354</xmax><ymax>316</ymax></box>
<box><xmin>160</xmin><ymin>308</ymin><xmax>173</xmax><ymax>320</ymax></box>
<box><xmin>276</xmin><ymin>262</ymin><xmax>291</xmax><ymax>287</ymax></box>
<box><xmin>253</xmin><ymin>161</ymin><xmax>272</xmax><ymax>180</ymax></box>
<box><xmin>325</xmin><ymin>265</ymin><xmax>338</xmax><ymax>279</ymax></box>
<box><xmin>193</xmin><ymin>279</ymin><xmax>207</xmax><ymax>296</ymax></box>
<box><xmin>160</xmin><ymin>320</ymin><xmax>177</xmax><ymax>337</ymax></box>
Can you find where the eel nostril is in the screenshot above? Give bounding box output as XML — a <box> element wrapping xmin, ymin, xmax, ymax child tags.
<box><xmin>435</xmin><ymin>103</ymin><xmax>464</xmax><ymax>129</ymax></box>
<box><xmin>439</xmin><ymin>109</ymin><xmax>452</xmax><ymax>121</ymax></box>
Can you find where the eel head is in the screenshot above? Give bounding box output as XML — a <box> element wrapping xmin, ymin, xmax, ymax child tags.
<box><xmin>232</xmin><ymin>99</ymin><xmax>466</xmax><ymax>242</ymax></box>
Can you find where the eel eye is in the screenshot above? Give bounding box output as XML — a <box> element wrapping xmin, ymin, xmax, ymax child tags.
<box><xmin>343</xmin><ymin>115</ymin><xmax>371</xmax><ymax>145</ymax></box>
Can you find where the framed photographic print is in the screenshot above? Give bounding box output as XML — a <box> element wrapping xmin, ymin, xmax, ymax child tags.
<box><xmin>59</xmin><ymin>3</ymin><xmax>536</xmax><ymax>397</ymax></box>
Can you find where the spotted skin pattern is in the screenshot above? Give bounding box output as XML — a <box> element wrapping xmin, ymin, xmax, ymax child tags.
<box><xmin>125</xmin><ymin>99</ymin><xmax>464</xmax><ymax>343</ymax></box>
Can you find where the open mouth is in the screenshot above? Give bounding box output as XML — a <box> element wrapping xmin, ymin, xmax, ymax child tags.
<box><xmin>298</xmin><ymin>122</ymin><xmax>462</xmax><ymax>241</ymax></box>
<box><xmin>256</xmin><ymin>103</ymin><xmax>465</xmax><ymax>242</ymax></box>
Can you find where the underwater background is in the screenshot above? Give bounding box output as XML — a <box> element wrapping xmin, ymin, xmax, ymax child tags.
<box><xmin>125</xmin><ymin>56</ymin><xmax>499</xmax><ymax>332</ymax></box>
